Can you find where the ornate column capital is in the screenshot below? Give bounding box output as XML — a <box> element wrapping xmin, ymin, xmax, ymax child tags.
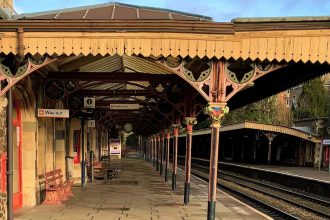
<box><xmin>184</xmin><ymin>117</ymin><xmax>197</xmax><ymax>133</ymax></box>
<box><xmin>184</xmin><ymin>117</ymin><xmax>197</xmax><ymax>125</ymax></box>
<box><xmin>166</xmin><ymin>131</ymin><xmax>171</xmax><ymax>139</ymax></box>
<box><xmin>171</xmin><ymin>124</ymin><xmax>180</xmax><ymax>136</ymax></box>
<box><xmin>204</xmin><ymin>102</ymin><xmax>229</xmax><ymax>127</ymax></box>
<box><xmin>171</xmin><ymin>124</ymin><xmax>180</xmax><ymax>129</ymax></box>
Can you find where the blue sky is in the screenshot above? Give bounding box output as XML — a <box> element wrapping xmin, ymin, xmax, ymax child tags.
<box><xmin>15</xmin><ymin>0</ymin><xmax>330</xmax><ymax>21</ymax></box>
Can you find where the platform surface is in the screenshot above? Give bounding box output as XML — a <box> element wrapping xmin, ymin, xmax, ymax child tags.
<box><xmin>14</xmin><ymin>157</ymin><xmax>270</xmax><ymax>220</ymax></box>
<box><xmin>222</xmin><ymin>162</ymin><xmax>330</xmax><ymax>183</ymax></box>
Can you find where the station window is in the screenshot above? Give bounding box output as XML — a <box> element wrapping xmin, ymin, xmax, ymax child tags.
<box><xmin>286</xmin><ymin>98</ymin><xmax>289</xmax><ymax>107</ymax></box>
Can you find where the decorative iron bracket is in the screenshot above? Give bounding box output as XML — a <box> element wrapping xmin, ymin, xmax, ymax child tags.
<box><xmin>223</xmin><ymin>61</ymin><xmax>287</xmax><ymax>102</ymax></box>
<box><xmin>0</xmin><ymin>57</ymin><xmax>56</xmax><ymax>96</ymax></box>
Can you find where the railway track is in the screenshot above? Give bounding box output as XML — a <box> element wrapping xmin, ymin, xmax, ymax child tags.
<box><xmin>176</xmin><ymin>157</ymin><xmax>330</xmax><ymax>220</ymax></box>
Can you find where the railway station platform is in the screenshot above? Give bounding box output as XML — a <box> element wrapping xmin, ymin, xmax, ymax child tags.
<box><xmin>14</xmin><ymin>157</ymin><xmax>270</xmax><ymax>220</ymax></box>
<box><xmin>222</xmin><ymin>162</ymin><xmax>330</xmax><ymax>183</ymax></box>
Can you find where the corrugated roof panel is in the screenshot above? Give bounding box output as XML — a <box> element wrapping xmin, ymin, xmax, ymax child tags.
<box><xmin>79</xmin><ymin>55</ymin><xmax>121</xmax><ymax>72</ymax></box>
<box><xmin>126</xmin><ymin>82</ymin><xmax>148</xmax><ymax>90</ymax></box>
<box><xmin>123</xmin><ymin>55</ymin><xmax>174</xmax><ymax>74</ymax></box>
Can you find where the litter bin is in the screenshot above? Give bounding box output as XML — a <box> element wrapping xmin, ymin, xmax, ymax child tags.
<box><xmin>65</xmin><ymin>156</ymin><xmax>74</xmax><ymax>181</ymax></box>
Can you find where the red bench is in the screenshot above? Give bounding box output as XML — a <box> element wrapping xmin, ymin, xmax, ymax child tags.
<box><xmin>41</xmin><ymin>169</ymin><xmax>73</xmax><ymax>205</ymax></box>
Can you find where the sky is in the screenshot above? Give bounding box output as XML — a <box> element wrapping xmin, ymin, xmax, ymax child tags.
<box><xmin>14</xmin><ymin>0</ymin><xmax>330</xmax><ymax>22</ymax></box>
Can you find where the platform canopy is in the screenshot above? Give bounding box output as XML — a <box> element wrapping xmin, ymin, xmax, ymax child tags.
<box><xmin>1</xmin><ymin>2</ymin><xmax>330</xmax><ymax>135</ymax></box>
<box><xmin>0</xmin><ymin>2</ymin><xmax>328</xmax><ymax>63</ymax></box>
<box><xmin>184</xmin><ymin>121</ymin><xmax>321</xmax><ymax>143</ymax></box>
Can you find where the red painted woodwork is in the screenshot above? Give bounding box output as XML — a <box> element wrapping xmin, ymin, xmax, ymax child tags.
<box><xmin>12</xmin><ymin>101</ymin><xmax>23</xmax><ymax>210</ymax></box>
<box><xmin>73</xmin><ymin>130</ymin><xmax>81</xmax><ymax>164</ymax></box>
<box><xmin>0</xmin><ymin>153</ymin><xmax>6</xmax><ymax>192</ymax></box>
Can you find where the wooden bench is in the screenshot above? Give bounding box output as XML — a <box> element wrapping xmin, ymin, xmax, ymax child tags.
<box><xmin>41</xmin><ymin>169</ymin><xmax>73</xmax><ymax>205</ymax></box>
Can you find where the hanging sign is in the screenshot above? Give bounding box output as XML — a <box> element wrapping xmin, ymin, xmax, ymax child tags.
<box><xmin>322</xmin><ymin>139</ymin><xmax>330</xmax><ymax>145</ymax></box>
<box><xmin>37</xmin><ymin>109</ymin><xmax>69</xmax><ymax>118</ymax></box>
<box><xmin>110</xmin><ymin>104</ymin><xmax>139</xmax><ymax>110</ymax></box>
<box><xmin>84</xmin><ymin>97</ymin><xmax>95</xmax><ymax>108</ymax></box>
<box><xmin>87</xmin><ymin>120</ymin><xmax>95</xmax><ymax>128</ymax></box>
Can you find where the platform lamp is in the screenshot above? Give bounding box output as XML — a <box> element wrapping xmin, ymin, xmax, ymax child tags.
<box><xmin>76</xmin><ymin>109</ymin><xmax>94</xmax><ymax>187</ymax></box>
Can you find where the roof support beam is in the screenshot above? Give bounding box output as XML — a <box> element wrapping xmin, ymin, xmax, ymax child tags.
<box><xmin>77</xmin><ymin>90</ymin><xmax>153</xmax><ymax>96</ymax></box>
<box><xmin>97</xmin><ymin>100</ymin><xmax>148</xmax><ymax>105</ymax></box>
<box><xmin>48</xmin><ymin>72</ymin><xmax>179</xmax><ymax>82</ymax></box>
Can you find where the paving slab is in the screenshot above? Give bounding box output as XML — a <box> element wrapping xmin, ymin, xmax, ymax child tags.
<box><xmin>14</xmin><ymin>157</ymin><xmax>271</xmax><ymax>220</ymax></box>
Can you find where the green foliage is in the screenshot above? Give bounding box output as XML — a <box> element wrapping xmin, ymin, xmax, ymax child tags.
<box><xmin>194</xmin><ymin>118</ymin><xmax>211</xmax><ymax>129</ymax></box>
<box><xmin>126</xmin><ymin>133</ymin><xmax>138</xmax><ymax>146</ymax></box>
<box><xmin>222</xmin><ymin>95</ymin><xmax>281</xmax><ymax>125</ymax></box>
<box><xmin>293</xmin><ymin>77</ymin><xmax>329</xmax><ymax>119</ymax></box>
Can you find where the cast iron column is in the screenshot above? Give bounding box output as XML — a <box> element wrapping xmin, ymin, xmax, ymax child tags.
<box><xmin>184</xmin><ymin>117</ymin><xmax>196</xmax><ymax>205</ymax></box>
<box><xmin>149</xmin><ymin>137</ymin><xmax>151</xmax><ymax>163</ymax></box>
<box><xmin>156</xmin><ymin>136</ymin><xmax>159</xmax><ymax>171</ymax></box>
<box><xmin>160</xmin><ymin>133</ymin><xmax>164</xmax><ymax>176</ymax></box>
<box><xmin>263</xmin><ymin>132</ymin><xmax>277</xmax><ymax>166</ymax></box>
<box><xmin>6</xmin><ymin>88</ymin><xmax>13</xmax><ymax>220</ymax></box>
<box><xmin>205</xmin><ymin>103</ymin><xmax>228</xmax><ymax>220</ymax></box>
<box><xmin>152</xmin><ymin>137</ymin><xmax>155</xmax><ymax>166</ymax></box>
<box><xmin>165</xmin><ymin>131</ymin><xmax>170</xmax><ymax>182</ymax></box>
<box><xmin>172</xmin><ymin>124</ymin><xmax>179</xmax><ymax>191</ymax></box>
<box><xmin>143</xmin><ymin>139</ymin><xmax>149</xmax><ymax>161</ymax></box>
<box><xmin>81</xmin><ymin>119</ymin><xmax>85</xmax><ymax>187</ymax></box>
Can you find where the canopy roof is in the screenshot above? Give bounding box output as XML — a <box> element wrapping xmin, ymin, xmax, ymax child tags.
<box><xmin>14</xmin><ymin>2</ymin><xmax>213</xmax><ymax>21</ymax></box>
<box><xmin>179</xmin><ymin>121</ymin><xmax>321</xmax><ymax>143</ymax></box>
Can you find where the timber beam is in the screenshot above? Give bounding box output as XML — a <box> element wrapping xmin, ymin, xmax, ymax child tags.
<box><xmin>97</xmin><ymin>100</ymin><xmax>151</xmax><ymax>105</ymax></box>
<box><xmin>77</xmin><ymin>90</ymin><xmax>153</xmax><ymax>96</ymax></box>
<box><xmin>48</xmin><ymin>72</ymin><xmax>180</xmax><ymax>82</ymax></box>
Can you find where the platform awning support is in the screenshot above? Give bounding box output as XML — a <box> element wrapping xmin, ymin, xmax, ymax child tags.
<box><xmin>184</xmin><ymin>117</ymin><xmax>197</xmax><ymax>205</ymax></box>
<box><xmin>165</xmin><ymin>131</ymin><xmax>170</xmax><ymax>182</ymax></box>
<box><xmin>6</xmin><ymin>88</ymin><xmax>13</xmax><ymax>220</ymax></box>
<box><xmin>205</xmin><ymin>102</ymin><xmax>228</xmax><ymax>220</ymax></box>
<box><xmin>171</xmin><ymin>124</ymin><xmax>180</xmax><ymax>191</ymax></box>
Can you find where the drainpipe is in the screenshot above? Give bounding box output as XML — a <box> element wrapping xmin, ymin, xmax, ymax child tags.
<box><xmin>6</xmin><ymin>27</ymin><xmax>25</xmax><ymax>220</ymax></box>
<box><xmin>6</xmin><ymin>88</ymin><xmax>13</xmax><ymax>220</ymax></box>
<box><xmin>17</xmin><ymin>28</ymin><xmax>25</xmax><ymax>61</ymax></box>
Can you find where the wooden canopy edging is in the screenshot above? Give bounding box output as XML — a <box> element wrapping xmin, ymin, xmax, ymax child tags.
<box><xmin>177</xmin><ymin>121</ymin><xmax>320</xmax><ymax>143</ymax></box>
<box><xmin>221</xmin><ymin>121</ymin><xmax>320</xmax><ymax>143</ymax></box>
<box><xmin>1</xmin><ymin>29</ymin><xmax>330</xmax><ymax>63</ymax></box>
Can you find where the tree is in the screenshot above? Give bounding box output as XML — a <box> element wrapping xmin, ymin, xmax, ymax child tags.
<box><xmin>293</xmin><ymin>77</ymin><xmax>329</xmax><ymax>120</ymax></box>
<box><xmin>220</xmin><ymin>93</ymin><xmax>292</xmax><ymax>126</ymax></box>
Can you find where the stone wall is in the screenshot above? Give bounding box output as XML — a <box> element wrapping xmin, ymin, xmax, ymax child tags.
<box><xmin>0</xmin><ymin>96</ymin><xmax>7</xmax><ymax>153</ymax></box>
<box><xmin>0</xmin><ymin>96</ymin><xmax>7</xmax><ymax>220</ymax></box>
<box><xmin>0</xmin><ymin>193</ymin><xmax>6</xmax><ymax>220</ymax></box>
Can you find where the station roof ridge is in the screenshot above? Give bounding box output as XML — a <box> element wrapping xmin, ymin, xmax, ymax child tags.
<box><xmin>14</xmin><ymin>1</ymin><xmax>213</xmax><ymax>21</ymax></box>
